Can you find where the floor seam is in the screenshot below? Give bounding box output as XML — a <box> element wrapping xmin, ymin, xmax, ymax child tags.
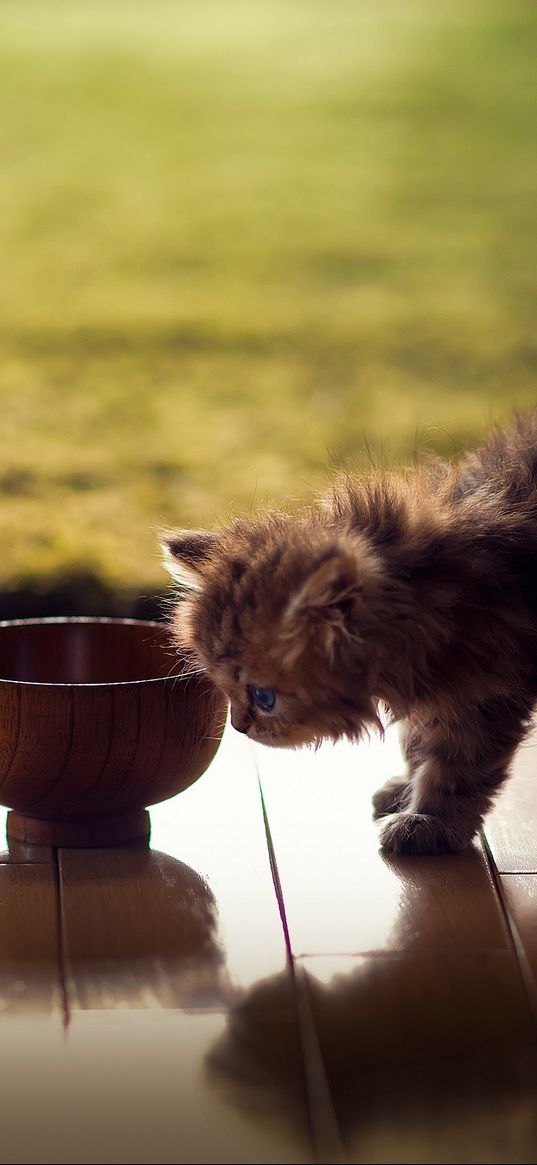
<box><xmin>52</xmin><ymin>846</ymin><xmax>70</xmax><ymax>1032</ymax></box>
<box><xmin>480</xmin><ymin>827</ymin><xmax>537</xmax><ymax>1029</ymax></box>
<box><xmin>254</xmin><ymin>759</ymin><xmax>348</xmax><ymax>1165</ymax></box>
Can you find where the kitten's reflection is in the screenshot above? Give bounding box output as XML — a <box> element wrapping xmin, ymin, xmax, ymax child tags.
<box><xmin>207</xmin><ymin>850</ymin><xmax>537</xmax><ymax>1156</ymax></box>
<box><xmin>206</xmin><ymin>965</ymin><xmax>312</xmax><ymax>1156</ymax></box>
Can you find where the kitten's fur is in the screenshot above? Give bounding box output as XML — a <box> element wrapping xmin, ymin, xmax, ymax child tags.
<box><xmin>162</xmin><ymin>412</ymin><xmax>537</xmax><ymax>855</ymax></box>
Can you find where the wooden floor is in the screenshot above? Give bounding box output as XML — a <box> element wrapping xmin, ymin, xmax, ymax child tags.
<box><xmin>1</xmin><ymin>722</ymin><xmax>537</xmax><ymax>1164</ymax></box>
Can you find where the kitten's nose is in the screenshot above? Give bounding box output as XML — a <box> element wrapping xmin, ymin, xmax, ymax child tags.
<box><xmin>230</xmin><ymin>709</ymin><xmax>251</xmax><ymax>735</ymax></box>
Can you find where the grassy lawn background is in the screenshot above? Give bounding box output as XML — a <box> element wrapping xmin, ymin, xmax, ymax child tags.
<box><xmin>0</xmin><ymin>0</ymin><xmax>535</xmax><ymax>598</ymax></box>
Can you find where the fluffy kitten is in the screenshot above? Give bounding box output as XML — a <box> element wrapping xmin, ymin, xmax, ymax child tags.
<box><xmin>162</xmin><ymin>413</ymin><xmax>537</xmax><ymax>855</ymax></box>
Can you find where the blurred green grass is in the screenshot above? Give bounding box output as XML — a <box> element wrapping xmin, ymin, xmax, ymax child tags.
<box><xmin>0</xmin><ymin>0</ymin><xmax>535</xmax><ymax>592</ymax></box>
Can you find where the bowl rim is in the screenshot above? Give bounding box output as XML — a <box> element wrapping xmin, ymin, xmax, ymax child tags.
<box><xmin>0</xmin><ymin>616</ymin><xmax>187</xmax><ymax>689</ymax></box>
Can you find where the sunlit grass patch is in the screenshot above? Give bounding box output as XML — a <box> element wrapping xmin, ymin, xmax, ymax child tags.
<box><xmin>0</xmin><ymin>1</ymin><xmax>535</xmax><ymax>591</ymax></box>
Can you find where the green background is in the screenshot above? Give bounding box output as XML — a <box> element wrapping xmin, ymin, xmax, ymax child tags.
<box><xmin>1</xmin><ymin>0</ymin><xmax>535</xmax><ymax>601</ymax></box>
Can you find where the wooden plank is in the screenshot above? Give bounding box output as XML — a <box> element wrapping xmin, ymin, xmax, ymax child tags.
<box><xmin>59</xmin><ymin>843</ymin><xmax>233</xmax><ymax>1010</ymax></box>
<box><xmin>0</xmin><ymin>1010</ymin><xmax>312</xmax><ymax>1165</ymax></box>
<box><xmin>60</xmin><ymin>727</ymin><xmax>291</xmax><ymax>1008</ymax></box>
<box><xmin>484</xmin><ymin>726</ymin><xmax>537</xmax><ymax>872</ymax></box>
<box><xmin>499</xmin><ymin>873</ymin><xmax>537</xmax><ymax>999</ymax></box>
<box><xmin>301</xmin><ymin>952</ymin><xmax>537</xmax><ymax>1165</ymax></box>
<box><xmin>255</xmin><ymin>733</ymin><xmax>509</xmax><ymax>956</ymax></box>
<box><xmin>0</xmin><ymin>862</ymin><xmax>60</xmax><ymax>1013</ymax></box>
<box><xmin>133</xmin><ymin>726</ymin><xmax>292</xmax><ymax>994</ymax></box>
<box><xmin>57</xmin><ymin>725</ymin><xmax>314</xmax><ymax>1163</ymax></box>
<box><xmin>256</xmin><ymin>731</ymin><xmax>537</xmax><ymax>1160</ymax></box>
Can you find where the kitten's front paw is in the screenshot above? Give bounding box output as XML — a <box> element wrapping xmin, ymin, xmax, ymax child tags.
<box><xmin>378</xmin><ymin>812</ymin><xmax>473</xmax><ymax>855</ymax></box>
<box><xmin>372</xmin><ymin>776</ymin><xmax>411</xmax><ymax>820</ymax></box>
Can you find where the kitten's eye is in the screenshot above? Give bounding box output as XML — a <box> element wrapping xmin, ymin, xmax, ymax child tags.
<box><xmin>249</xmin><ymin>685</ymin><xmax>276</xmax><ymax>712</ymax></box>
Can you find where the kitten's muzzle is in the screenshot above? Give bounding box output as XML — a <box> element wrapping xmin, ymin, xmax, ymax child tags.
<box><xmin>230</xmin><ymin>708</ymin><xmax>251</xmax><ymax>735</ymax></box>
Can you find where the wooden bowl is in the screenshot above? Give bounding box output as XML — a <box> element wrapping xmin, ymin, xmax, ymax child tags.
<box><xmin>0</xmin><ymin>618</ymin><xmax>227</xmax><ymax>847</ymax></box>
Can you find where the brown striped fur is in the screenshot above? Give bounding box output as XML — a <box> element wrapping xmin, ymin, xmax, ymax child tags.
<box><xmin>162</xmin><ymin>412</ymin><xmax>537</xmax><ymax>855</ymax></box>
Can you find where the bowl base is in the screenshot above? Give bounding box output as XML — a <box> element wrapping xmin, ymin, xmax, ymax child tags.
<box><xmin>7</xmin><ymin>808</ymin><xmax>151</xmax><ymax>848</ymax></box>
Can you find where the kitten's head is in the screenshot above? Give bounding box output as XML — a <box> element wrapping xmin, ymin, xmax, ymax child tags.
<box><xmin>161</xmin><ymin>517</ymin><xmax>384</xmax><ymax>748</ymax></box>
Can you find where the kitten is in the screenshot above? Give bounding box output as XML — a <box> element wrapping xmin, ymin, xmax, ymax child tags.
<box><xmin>162</xmin><ymin>412</ymin><xmax>537</xmax><ymax>855</ymax></box>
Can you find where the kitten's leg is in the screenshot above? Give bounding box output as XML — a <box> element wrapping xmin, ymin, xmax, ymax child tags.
<box><xmin>372</xmin><ymin>717</ymin><xmax>421</xmax><ymax>819</ymax></box>
<box><xmin>379</xmin><ymin>698</ymin><xmax>532</xmax><ymax>855</ymax></box>
<box><xmin>372</xmin><ymin>776</ymin><xmax>412</xmax><ymax>819</ymax></box>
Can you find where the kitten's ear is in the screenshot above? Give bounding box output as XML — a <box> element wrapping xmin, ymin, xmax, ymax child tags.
<box><xmin>283</xmin><ymin>548</ymin><xmax>378</xmax><ymax>662</ymax></box>
<box><xmin>286</xmin><ymin>553</ymin><xmax>363</xmax><ymax>619</ymax></box>
<box><xmin>160</xmin><ymin>529</ymin><xmax>218</xmax><ymax>590</ymax></box>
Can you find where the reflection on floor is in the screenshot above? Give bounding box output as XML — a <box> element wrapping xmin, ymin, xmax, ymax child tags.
<box><xmin>0</xmin><ymin>723</ymin><xmax>536</xmax><ymax>1163</ymax></box>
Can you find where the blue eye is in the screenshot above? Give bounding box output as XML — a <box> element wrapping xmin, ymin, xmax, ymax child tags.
<box><xmin>249</xmin><ymin>686</ymin><xmax>276</xmax><ymax>712</ymax></box>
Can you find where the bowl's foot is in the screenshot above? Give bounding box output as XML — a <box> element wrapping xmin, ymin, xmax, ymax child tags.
<box><xmin>7</xmin><ymin>808</ymin><xmax>151</xmax><ymax>848</ymax></box>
